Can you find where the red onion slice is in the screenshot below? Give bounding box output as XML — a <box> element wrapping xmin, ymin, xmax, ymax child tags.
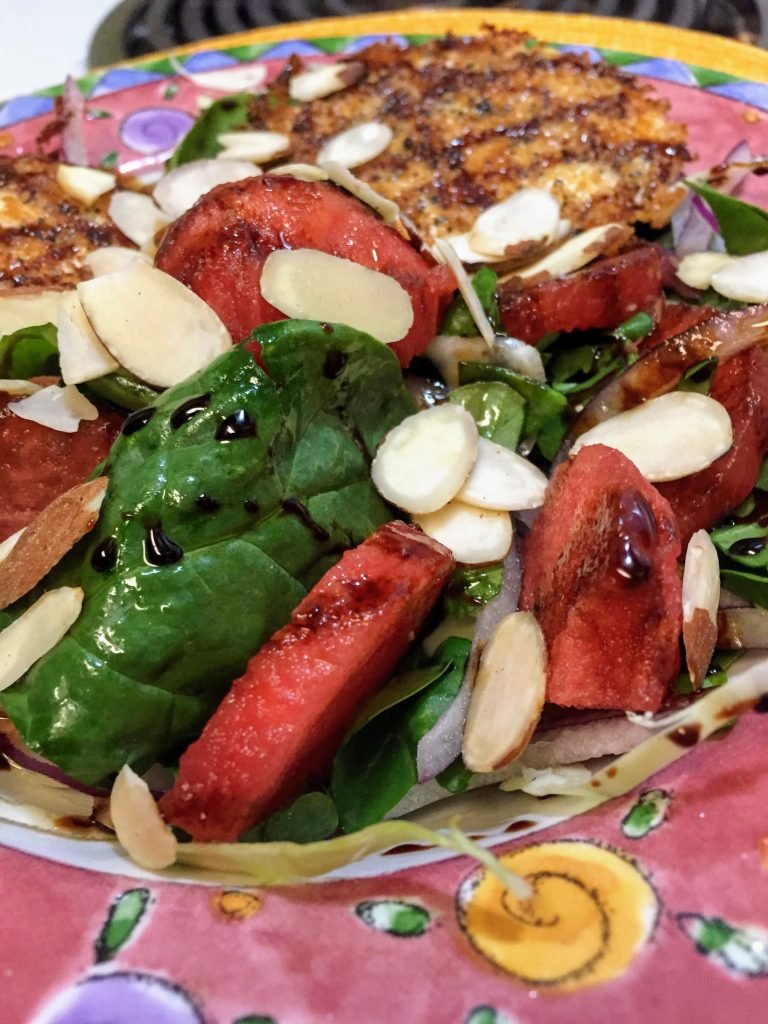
<box><xmin>0</xmin><ymin>730</ymin><xmax>106</xmax><ymax>798</ymax></box>
<box><xmin>673</xmin><ymin>140</ymin><xmax>753</xmax><ymax>257</ymax></box>
<box><xmin>415</xmin><ymin>541</ymin><xmax>522</xmax><ymax>782</ymax></box>
<box><xmin>60</xmin><ymin>76</ymin><xmax>89</xmax><ymax>167</ymax></box>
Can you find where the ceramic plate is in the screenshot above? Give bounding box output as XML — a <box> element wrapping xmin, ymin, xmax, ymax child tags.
<box><xmin>2</xmin><ymin>11</ymin><xmax>768</xmax><ymax>1023</ymax></box>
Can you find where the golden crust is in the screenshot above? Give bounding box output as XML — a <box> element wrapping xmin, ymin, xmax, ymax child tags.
<box><xmin>251</xmin><ymin>31</ymin><xmax>688</xmax><ymax>238</ymax></box>
<box><xmin>0</xmin><ymin>155</ymin><xmax>131</xmax><ymax>291</ymax></box>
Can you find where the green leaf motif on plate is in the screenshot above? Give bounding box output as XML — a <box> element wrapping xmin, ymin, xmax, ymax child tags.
<box><xmin>355</xmin><ymin>899</ymin><xmax>432</xmax><ymax>937</ymax></box>
<box><xmin>465</xmin><ymin>1007</ymin><xmax>516</xmax><ymax>1024</ymax></box>
<box><xmin>677</xmin><ymin>913</ymin><xmax>768</xmax><ymax>977</ymax></box>
<box><xmin>94</xmin><ymin>888</ymin><xmax>151</xmax><ymax>963</ymax></box>
<box><xmin>621</xmin><ymin>788</ymin><xmax>671</xmax><ymax>839</ymax></box>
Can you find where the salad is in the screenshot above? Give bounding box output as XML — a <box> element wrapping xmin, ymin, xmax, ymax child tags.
<box><xmin>1</xmin><ymin>30</ymin><xmax>768</xmax><ymax>883</ymax></box>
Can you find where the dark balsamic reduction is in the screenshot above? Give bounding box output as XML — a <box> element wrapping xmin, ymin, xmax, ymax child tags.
<box><xmin>668</xmin><ymin>723</ymin><xmax>702</xmax><ymax>748</ymax></box>
<box><xmin>282</xmin><ymin>497</ymin><xmax>330</xmax><ymax>541</ymax></box>
<box><xmin>614</xmin><ymin>490</ymin><xmax>657</xmax><ymax>583</ymax></box>
<box><xmin>195</xmin><ymin>494</ymin><xmax>220</xmax><ymax>513</ymax></box>
<box><xmin>122</xmin><ymin>407</ymin><xmax>156</xmax><ymax>436</ymax></box>
<box><xmin>170</xmin><ymin>393</ymin><xmax>211</xmax><ymax>429</ymax></box>
<box><xmin>323</xmin><ymin>349</ymin><xmax>348</xmax><ymax>379</ymax></box>
<box><xmin>244</xmin><ymin>499</ymin><xmax>260</xmax><ymax>514</ymax></box>
<box><xmin>91</xmin><ymin>536</ymin><xmax>118</xmax><ymax>573</ymax></box>
<box><xmin>320</xmin><ymin>322</ymin><xmax>334</xmax><ymax>335</ymax></box>
<box><xmin>144</xmin><ymin>524</ymin><xmax>184</xmax><ymax>566</ymax></box>
<box><xmin>730</xmin><ymin>537</ymin><xmax>767</xmax><ymax>558</ymax></box>
<box><xmin>216</xmin><ymin>409</ymin><xmax>256</xmax><ymax>441</ymax></box>
<box><xmin>755</xmin><ymin>695</ymin><xmax>768</xmax><ymax>714</ymax></box>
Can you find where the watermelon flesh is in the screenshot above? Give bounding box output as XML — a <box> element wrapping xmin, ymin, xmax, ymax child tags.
<box><xmin>160</xmin><ymin>522</ymin><xmax>454</xmax><ymax>842</ymax></box>
<box><xmin>520</xmin><ymin>445</ymin><xmax>682</xmax><ymax>712</ymax></box>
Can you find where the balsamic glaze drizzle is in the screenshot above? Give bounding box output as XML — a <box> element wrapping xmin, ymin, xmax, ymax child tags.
<box><xmin>216</xmin><ymin>409</ymin><xmax>256</xmax><ymax>442</ymax></box>
<box><xmin>91</xmin><ymin>536</ymin><xmax>118</xmax><ymax>573</ymax></box>
<box><xmin>170</xmin><ymin>393</ymin><xmax>211</xmax><ymax>430</ymax></box>
<box><xmin>195</xmin><ymin>494</ymin><xmax>220</xmax><ymax>513</ymax></box>
<box><xmin>122</xmin><ymin>407</ymin><xmax>156</xmax><ymax>436</ymax></box>
<box><xmin>282</xmin><ymin>498</ymin><xmax>330</xmax><ymax>541</ymax></box>
<box><xmin>144</xmin><ymin>524</ymin><xmax>184</xmax><ymax>566</ymax></box>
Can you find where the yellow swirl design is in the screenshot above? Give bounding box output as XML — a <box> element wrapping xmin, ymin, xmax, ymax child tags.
<box><xmin>457</xmin><ymin>840</ymin><xmax>659</xmax><ymax>992</ymax></box>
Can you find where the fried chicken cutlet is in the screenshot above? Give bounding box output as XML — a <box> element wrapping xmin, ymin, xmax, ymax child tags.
<box><xmin>0</xmin><ymin>154</ymin><xmax>130</xmax><ymax>291</ymax></box>
<box><xmin>250</xmin><ymin>30</ymin><xmax>688</xmax><ymax>239</ymax></box>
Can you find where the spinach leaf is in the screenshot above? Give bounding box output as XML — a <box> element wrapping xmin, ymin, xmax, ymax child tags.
<box><xmin>0</xmin><ymin>323</ymin><xmax>58</xmax><ymax>378</ymax></box>
<box><xmin>678</xmin><ymin>357</ymin><xmax>719</xmax><ymax>396</ymax></box>
<box><xmin>686</xmin><ymin>181</ymin><xmax>768</xmax><ymax>256</ymax></box>
<box><xmin>711</xmin><ymin>518</ymin><xmax>768</xmax><ymax>570</ymax></box>
<box><xmin>82</xmin><ymin>370</ymin><xmax>161</xmax><ymax>412</ymax></box>
<box><xmin>549</xmin><ymin>344</ymin><xmax>624</xmax><ymax>396</ymax></box>
<box><xmin>3</xmin><ymin>321</ymin><xmax>415</xmax><ymax>784</ymax></box>
<box><xmin>675</xmin><ymin>650</ymin><xmax>742</xmax><ymax>695</ymax></box>
<box><xmin>611</xmin><ymin>311</ymin><xmax>654</xmax><ymax>345</ymax></box>
<box><xmin>167</xmin><ymin>95</ymin><xmax>252</xmax><ymax>168</ymax></box>
<box><xmin>443</xmin><ymin>563</ymin><xmax>503</xmax><ymax>620</ymax></box>
<box><xmin>436</xmin><ymin>756</ymin><xmax>474</xmax><ymax>794</ymax></box>
<box><xmin>756</xmin><ymin>458</ymin><xmax>768</xmax><ymax>492</ymax></box>
<box><xmin>719</xmin><ymin>569</ymin><xmax>768</xmax><ymax>609</ymax></box>
<box><xmin>694</xmin><ymin>287</ymin><xmax>748</xmax><ymax>312</ymax></box>
<box><xmin>255</xmin><ymin>792</ymin><xmax>339</xmax><ymax>844</ymax></box>
<box><xmin>449</xmin><ymin>381</ymin><xmax>525</xmax><ymax>451</ymax></box>
<box><xmin>441</xmin><ymin>267</ymin><xmax>499</xmax><ymax>336</ymax></box>
<box><xmin>331</xmin><ymin>638</ymin><xmax>471</xmax><ymax>832</ymax></box>
<box><xmin>458</xmin><ymin>361</ymin><xmax>567</xmax><ymax>439</ymax></box>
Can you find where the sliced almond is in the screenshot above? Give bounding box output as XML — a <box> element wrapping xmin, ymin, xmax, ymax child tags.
<box><xmin>110</xmin><ymin>764</ymin><xmax>178</xmax><ymax>871</ymax></box>
<box><xmin>320</xmin><ymin>160</ymin><xmax>399</xmax><ymax>224</ymax></box>
<box><xmin>268</xmin><ymin>162</ymin><xmax>329</xmax><ymax>182</ymax></box>
<box><xmin>172</xmin><ymin>61</ymin><xmax>268</xmax><ymax>95</ymax></box>
<box><xmin>0</xmin><ymin>290</ymin><xmax>68</xmax><ymax>337</ymax></box>
<box><xmin>9</xmin><ymin>384</ymin><xmax>99</xmax><ymax>433</ymax></box>
<box><xmin>718</xmin><ymin>607</ymin><xmax>768</xmax><ymax>649</ymax></box>
<box><xmin>260</xmin><ymin>248</ymin><xmax>413</xmax><ymax>345</ymax></box>
<box><xmin>289</xmin><ymin>61</ymin><xmax>364</xmax><ymax>102</ymax></box>
<box><xmin>458</xmin><ymin>438</ymin><xmax>548</xmax><ymax>511</ymax></box>
<box><xmin>677</xmin><ymin>251</ymin><xmax>732</xmax><ymax>290</ymax></box>
<box><xmin>78</xmin><ymin>262</ymin><xmax>232</xmax><ymax>389</ymax></box>
<box><xmin>84</xmin><ymin>246</ymin><xmax>151</xmax><ymax>277</ymax></box>
<box><xmin>508</xmin><ymin>222</ymin><xmax>631</xmax><ymax>281</ymax></box>
<box><xmin>0</xmin><ymin>528</ymin><xmax>23</xmax><ymax>565</ymax></box>
<box><xmin>0</xmin><ymin>380</ymin><xmax>42</xmax><ymax>397</ymax></box>
<box><xmin>440</xmin><ymin>232</ymin><xmax>509</xmax><ymax>265</ymax></box>
<box><xmin>108</xmin><ymin>191</ymin><xmax>170</xmax><ymax>251</ymax></box>
<box><xmin>462</xmin><ymin>611</ymin><xmax>547</xmax><ymax>772</ymax></box>
<box><xmin>413</xmin><ymin>500</ymin><xmax>513</xmax><ymax>565</ymax></box>
<box><xmin>711</xmin><ymin>251</ymin><xmax>768</xmax><ymax>303</ymax></box>
<box><xmin>0</xmin><ymin>586</ymin><xmax>84</xmax><ymax>692</ymax></box>
<box><xmin>317</xmin><ymin>122</ymin><xmax>393</xmax><ymax>169</ymax></box>
<box><xmin>0</xmin><ymin>478</ymin><xmax>107</xmax><ymax>611</ymax></box>
<box><xmin>493</xmin><ymin>335</ymin><xmax>546</xmax><ymax>383</ymax></box>
<box><xmin>372</xmin><ymin>405</ymin><xmax>478</xmax><ymax>515</ymax></box>
<box><xmin>216</xmin><ymin>130</ymin><xmax>290</xmax><ymax>164</ymax></box>
<box><xmin>570</xmin><ymin>392</ymin><xmax>733</xmax><ymax>482</ymax></box>
<box><xmin>424</xmin><ymin>334</ymin><xmax>491</xmax><ymax>390</ymax></box>
<box><xmin>434</xmin><ymin>238</ymin><xmax>494</xmax><ymax>349</ymax></box>
<box><xmin>57</xmin><ymin>291</ymin><xmax>119</xmax><ymax>385</ymax></box>
<box><xmin>682</xmin><ymin>529</ymin><xmax>720</xmax><ymax>686</ymax></box>
<box><xmin>56</xmin><ymin>164</ymin><xmax>116</xmax><ymax>206</ymax></box>
<box><xmin>153</xmin><ymin>158</ymin><xmax>258</xmax><ymax>220</ymax></box>
<box><xmin>469</xmin><ymin>189</ymin><xmax>561</xmax><ymax>259</ymax></box>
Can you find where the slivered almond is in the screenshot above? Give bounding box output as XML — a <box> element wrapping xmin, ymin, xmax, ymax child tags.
<box><xmin>0</xmin><ymin>478</ymin><xmax>108</xmax><ymax>610</ymax></box>
<box><xmin>469</xmin><ymin>189</ymin><xmax>561</xmax><ymax>259</ymax></box>
<box><xmin>570</xmin><ymin>392</ymin><xmax>733</xmax><ymax>482</ymax></box>
<box><xmin>458</xmin><ymin>438</ymin><xmax>548</xmax><ymax>511</ymax></box>
<box><xmin>718</xmin><ymin>607</ymin><xmax>768</xmax><ymax>649</ymax></box>
<box><xmin>78</xmin><ymin>262</ymin><xmax>232</xmax><ymax>388</ymax></box>
<box><xmin>216</xmin><ymin>130</ymin><xmax>290</xmax><ymax>163</ymax></box>
<box><xmin>111</xmin><ymin>764</ymin><xmax>178</xmax><ymax>871</ymax></box>
<box><xmin>260</xmin><ymin>248</ymin><xmax>413</xmax><ymax>345</ymax></box>
<box><xmin>462</xmin><ymin>611</ymin><xmax>547</xmax><ymax>772</ymax></box>
<box><xmin>10</xmin><ymin>384</ymin><xmax>99</xmax><ymax>433</ymax></box>
<box><xmin>413</xmin><ymin>501</ymin><xmax>513</xmax><ymax>564</ymax></box>
<box><xmin>269</xmin><ymin>163</ymin><xmax>329</xmax><ymax>182</ymax></box>
<box><xmin>317</xmin><ymin>122</ymin><xmax>393</xmax><ymax>169</ymax></box>
<box><xmin>0</xmin><ymin>587</ymin><xmax>84</xmax><ymax>692</ymax></box>
<box><xmin>84</xmin><ymin>246</ymin><xmax>151</xmax><ymax>277</ymax></box>
<box><xmin>372</xmin><ymin>405</ymin><xmax>478</xmax><ymax>515</ymax></box>
<box><xmin>153</xmin><ymin>158</ymin><xmax>258</xmax><ymax>219</ymax></box>
<box><xmin>58</xmin><ymin>291</ymin><xmax>119</xmax><ymax>385</ymax></box>
<box><xmin>108</xmin><ymin>191</ymin><xmax>170</xmax><ymax>251</ymax></box>
<box><xmin>0</xmin><ymin>529</ymin><xmax>23</xmax><ymax>565</ymax></box>
<box><xmin>440</xmin><ymin>232</ymin><xmax>509</xmax><ymax>265</ymax></box>
<box><xmin>0</xmin><ymin>380</ymin><xmax>42</xmax><ymax>396</ymax></box>
<box><xmin>434</xmin><ymin>238</ymin><xmax>494</xmax><ymax>348</ymax></box>
<box><xmin>682</xmin><ymin>530</ymin><xmax>720</xmax><ymax>686</ymax></box>
<box><xmin>711</xmin><ymin>251</ymin><xmax>768</xmax><ymax>303</ymax></box>
<box><xmin>320</xmin><ymin>160</ymin><xmax>400</xmax><ymax>223</ymax></box>
<box><xmin>423</xmin><ymin>335</ymin><xmax>490</xmax><ymax>390</ymax></box>
<box><xmin>493</xmin><ymin>335</ymin><xmax>546</xmax><ymax>382</ymax></box>
<box><xmin>677</xmin><ymin>251</ymin><xmax>732</xmax><ymax>290</ymax></box>
<box><xmin>289</xmin><ymin>61</ymin><xmax>364</xmax><ymax>102</ymax></box>
<box><xmin>507</xmin><ymin>222</ymin><xmax>631</xmax><ymax>281</ymax></box>
<box><xmin>56</xmin><ymin>164</ymin><xmax>116</xmax><ymax>206</ymax></box>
